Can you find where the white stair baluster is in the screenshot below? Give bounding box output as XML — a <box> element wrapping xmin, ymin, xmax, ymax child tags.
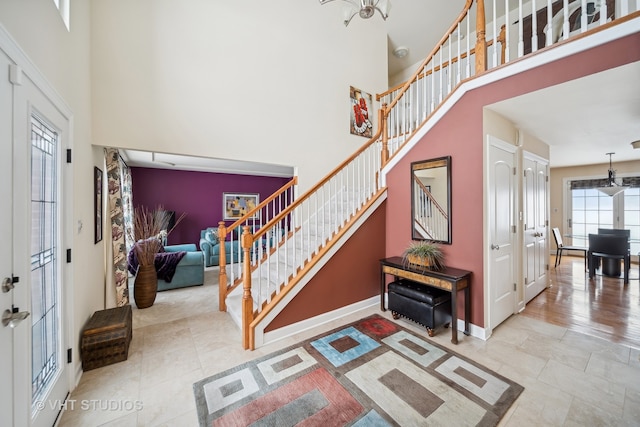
<box><xmin>563</xmin><ymin>0</ymin><xmax>570</xmax><ymax>41</ymax></box>
<box><xmin>492</xmin><ymin>0</ymin><xmax>497</xmax><ymax>67</ymax></box>
<box><xmin>518</xmin><ymin>0</ymin><xmax>524</xmax><ymax>57</ymax></box>
<box><xmin>532</xmin><ymin>0</ymin><xmax>538</xmax><ymax>52</ymax></box>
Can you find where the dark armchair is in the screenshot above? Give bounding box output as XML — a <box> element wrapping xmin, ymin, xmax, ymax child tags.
<box><xmin>597</xmin><ymin>228</ymin><xmax>631</xmax><ymax>255</ymax></box>
<box><xmin>588</xmin><ymin>233</ymin><xmax>630</xmax><ymax>284</ymax></box>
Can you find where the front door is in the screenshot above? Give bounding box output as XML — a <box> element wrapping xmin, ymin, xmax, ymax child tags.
<box><xmin>1</xmin><ymin>41</ymin><xmax>71</xmax><ymax>426</ymax></box>
<box><xmin>487</xmin><ymin>136</ymin><xmax>517</xmax><ymax>331</ymax></box>
<box><xmin>523</xmin><ymin>153</ymin><xmax>549</xmax><ymax>303</ymax></box>
<box><xmin>0</xmin><ymin>46</ymin><xmax>15</xmax><ymax>427</ymax></box>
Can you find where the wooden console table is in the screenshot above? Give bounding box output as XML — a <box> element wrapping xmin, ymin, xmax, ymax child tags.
<box><xmin>380</xmin><ymin>257</ymin><xmax>471</xmax><ymax>344</ymax></box>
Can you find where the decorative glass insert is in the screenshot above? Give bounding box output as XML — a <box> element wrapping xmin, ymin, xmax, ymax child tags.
<box><xmin>30</xmin><ymin>114</ymin><xmax>60</xmax><ymax>403</ymax></box>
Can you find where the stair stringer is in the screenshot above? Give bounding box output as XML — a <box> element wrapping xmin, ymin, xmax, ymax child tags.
<box><xmin>252</xmin><ymin>189</ymin><xmax>387</xmax><ymax>348</ymax></box>
<box><xmin>380</xmin><ymin>18</ymin><xmax>640</xmax><ymax>183</ymax></box>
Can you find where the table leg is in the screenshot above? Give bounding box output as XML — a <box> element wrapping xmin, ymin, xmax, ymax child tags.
<box><xmin>380</xmin><ymin>270</ymin><xmax>386</xmax><ymax>311</ymax></box>
<box><xmin>450</xmin><ymin>283</ymin><xmax>458</xmax><ymax>344</ymax></box>
<box><xmin>464</xmin><ymin>285</ymin><xmax>470</xmax><ymax>336</ymax></box>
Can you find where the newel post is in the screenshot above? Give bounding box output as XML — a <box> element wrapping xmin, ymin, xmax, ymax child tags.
<box><xmin>475</xmin><ymin>0</ymin><xmax>487</xmax><ymax>73</ymax></box>
<box><xmin>380</xmin><ymin>104</ymin><xmax>389</xmax><ymax>166</ymax></box>
<box><xmin>241</xmin><ymin>225</ymin><xmax>254</xmax><ymax>350</ymax></box>
<box><xmin>498</xmin><ymin>24</ymin><xmax>506</xmax><ymax>65</ymax></box>
<box><xmin>218</xmin><ymin>221</ymin><xmax>228</xmax><ymax>312</ymax></box>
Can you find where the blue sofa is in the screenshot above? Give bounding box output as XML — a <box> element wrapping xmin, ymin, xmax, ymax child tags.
<box><xmin>199</xmin><ymin>227</ymin><xmax>241</xmax><ymax>267</ymax></box>
<box><xmin>156</xmin><ymin>244</ymin><xmax>204</xmax><ymax>291</ymax></box>
<box><xmin>199</xmin><ymin>226</ymin><xmax>265</xmax><ymax>267</ymax></box>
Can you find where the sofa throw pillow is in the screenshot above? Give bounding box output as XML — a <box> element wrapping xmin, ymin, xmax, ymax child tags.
<box><xmin>205</xmin><ymin>229</ymin><xmax>219</xmax><ymax>245</ymax></box>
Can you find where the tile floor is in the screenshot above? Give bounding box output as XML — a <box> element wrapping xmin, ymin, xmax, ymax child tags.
<box><xmin>58</xmin><ymin>268</ymin><xmax>640</xmax><ymax>426</ymax></box>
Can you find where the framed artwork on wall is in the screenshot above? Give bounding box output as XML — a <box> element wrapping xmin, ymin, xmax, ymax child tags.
<box><xmin>223</xmin><ymin>193</ymin><xmax>259</xmax><ymax>220</ymax></box>
<box><xmin>350</xmin><ymin>86</ymin><xmax>373</xmax><ymax>138</ymax></box>
<box><xmin>94</xmin><ymin>166</ymin><xmax>103</xmax><ymax>243</ymax></box>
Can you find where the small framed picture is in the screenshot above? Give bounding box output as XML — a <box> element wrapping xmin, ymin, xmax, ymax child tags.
<box><xmin>350</xmin><ymin>86</ymin><xmax>373</xmax><ymax>138</ymax></box>
<box><xmin>94</xmin><ymin>166</ymin><xmax>103</xmax><ymax>243</ymax></box>
<box><xmin>223</xmin><ymin>193</ymin><xmax>259</xmax><ymax>220</ymax></box>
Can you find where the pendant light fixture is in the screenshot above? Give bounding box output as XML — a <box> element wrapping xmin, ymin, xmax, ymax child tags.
<box><xmin>597</xmin><ymin>152</ymin><xmax>628</xmax><ymax>196</ymax></box>
<box><xmin>319</xmin><ymin>0</ymin><xmax>391</xmax><ymax>27</ymax></box>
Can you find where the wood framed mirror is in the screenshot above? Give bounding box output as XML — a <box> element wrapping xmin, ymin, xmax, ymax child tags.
<box><xmin>411</xmin><ymin>156</ymin><xmax>452</xmax><ymax>243</ymax></box>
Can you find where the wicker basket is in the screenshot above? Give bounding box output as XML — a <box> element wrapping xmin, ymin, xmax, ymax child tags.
<box><xmin>406</xmin><ymin>253</ymin><xmax>432</xmax><ymax>268</ymax></box>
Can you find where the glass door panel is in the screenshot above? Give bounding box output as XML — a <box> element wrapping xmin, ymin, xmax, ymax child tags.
<box><xmin>30</xmin><ymin>114</ymin><xmax>61</xmax><ymax>406</ymax></box>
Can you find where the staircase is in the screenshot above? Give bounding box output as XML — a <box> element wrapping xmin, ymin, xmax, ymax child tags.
<box><xmin>218</xmin><ymin>0</ymin><xmax>640</xmax><ymax>349</ymax></box>
<box><xmin>224</xmin><ymin>187</ymin><xmax>375</xmax><ymax>328</ymax></box>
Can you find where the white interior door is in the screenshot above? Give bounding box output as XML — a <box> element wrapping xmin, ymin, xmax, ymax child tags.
<box><xmin>523</xmin><ymin>153</ymin><xmax>549</xmax><ymax>303</ymax></box>
<box><xmin>487</xmin><ymin>136</ymin><xmax>517</xmax><ymax>331</ymax></box>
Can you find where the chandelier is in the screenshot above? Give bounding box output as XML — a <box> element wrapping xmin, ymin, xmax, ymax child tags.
<box><xmin>319</xmin><ymin>0</ymin><xmax>391</xmax><ymax>27</ymax></box>
<box><xmin>597</xmin><ymin>152</ymin><xmax>628</xmax><ymax>196</ymax></box>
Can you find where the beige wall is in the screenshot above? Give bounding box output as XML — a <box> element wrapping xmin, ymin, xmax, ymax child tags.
<box><xmin>0</xmin><ymin>0</ymin><xmax>99</xmax><ymax>382</ymax></box>
<box><xmin>90</xmin><ymin>0</ymin><xmax>389</xmax><ymax>192</ymax></box>
<box><xmin>550</xmin><ymin>159</ymin><xmax>640</xmax><ymax>236</ymax></box>
<box><xmin>483</xmin><ymin>107</ymin><xmax>550</xmax><ymax>159</ymax></box>
<box><xmin>0</xmin><ymin>0</ymin><xmax>390</xmax><ymax>386</ymax></box>
<box><xmin>484</xmin><ymin>108</ymin><xmax>517</xmax><ymax>145</ymax></box>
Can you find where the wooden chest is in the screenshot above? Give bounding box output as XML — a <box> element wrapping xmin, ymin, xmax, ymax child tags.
<box><xmin>81</xmin><ymin>305</ymin><xmax>132</xmax><ymax>371</ymax></box>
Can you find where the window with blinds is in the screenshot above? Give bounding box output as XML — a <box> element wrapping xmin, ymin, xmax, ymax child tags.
<box><xmin>568</xmin><ymin>177</ymin><xmax>640</xmax><ymax>256</ymax></box>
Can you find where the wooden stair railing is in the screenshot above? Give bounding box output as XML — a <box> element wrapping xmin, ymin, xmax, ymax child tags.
<box><xmin>226</xmin><ymin>0</ymin><xmax>639</xmax><ymax>350</ymax></box>
<box><xmin>377</xmin><ymin>0</ymin><xmax>637</xmax><ymax>165</ymax></box>
<box><xmin>235</xmin><ymin>110</ymin><xmax>387</xmax><ymax>349</ymax></box>
<box><xmin>377</xmin><ymin>0</ymin><xmax>494</xmax><ymax>161</ymax></box>
<box><xmin>217</xmin><ymin>177</ymin><xmax>297</xmax><ymax>311</ymax></box>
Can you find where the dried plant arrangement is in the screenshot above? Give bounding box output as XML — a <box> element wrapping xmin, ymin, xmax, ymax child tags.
<box><xmin>129</xmin><ymin>205</ymin><xmax>186</xmax><ymax>268</ymax></box>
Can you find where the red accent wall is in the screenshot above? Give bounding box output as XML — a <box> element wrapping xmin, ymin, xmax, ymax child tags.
<box><xmin>265</xmin><ymin>202</ymin><xmax>386</xmax><ymax>331</ymax></box>
<box><xmin>130</xmin><ymin>167</ymin><xmax>292</xmax><ymax>246</ymax></box>
<box><xmin>385</xmin><ymin>33</ymin><xmax>640</xmax><ymax>328</ymax></box>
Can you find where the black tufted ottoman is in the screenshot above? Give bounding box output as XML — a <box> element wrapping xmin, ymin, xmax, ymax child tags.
<box><xmin>388</xmin><ymin>279</ymin><xmax>451</xmax><ymax>337</ymax></box>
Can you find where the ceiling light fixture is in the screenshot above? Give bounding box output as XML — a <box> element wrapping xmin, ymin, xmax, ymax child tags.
<box><xmin>320</xmin><ymin>0</ymin><xmax>391</xmax><ymax>27</ymax></box>
<box><xmin>631</xmin><ymin>140</ymin><xmax>640</xmax><ymax>149</ymax></box>
<box><xmin>393</xmin><ymin>46</ymin><xmax>409</xmax><ymax>58</ymax></box>
<box><xmin>596</xmin><ymin>152</ymin><xmax>628</xmax><ymax>196</ymax></box>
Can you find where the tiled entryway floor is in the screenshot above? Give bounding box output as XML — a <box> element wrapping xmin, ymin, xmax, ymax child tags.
<box><xmin>58</xmin><ymin>268</ymin><xmax>640</xmax><ymax>426</ymax></box>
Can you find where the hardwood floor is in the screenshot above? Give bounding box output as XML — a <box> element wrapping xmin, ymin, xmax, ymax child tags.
<box><xmin>521</xmin><ymin>255</ymin><xmax>640</xmax><ymax>350</ymax></box>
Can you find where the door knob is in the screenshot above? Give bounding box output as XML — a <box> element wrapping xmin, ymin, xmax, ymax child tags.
<box><xmin>2</xmin><ymin>277</ymin><xmax>13</xmax><ymax>293</ymax></box>
<box><xmin>2</xmin><ymin>309</ymin><xmax>30</xmax><ymax>328</ymax></box>
<box><xmin>491</xmin><ymin>244</ymin><xmax>500</xmax><ymax>250</ymax></box>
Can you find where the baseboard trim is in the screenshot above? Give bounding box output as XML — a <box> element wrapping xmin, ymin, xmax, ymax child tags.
<box><xmin>261</xmin><ymin>296</ymin><xmax>379</xmax><ymax>347</ymax></box>
<box><xmin>261</xmin><ymin>294</ymin><xmax>487</xmax><ymax>347</ymax></box>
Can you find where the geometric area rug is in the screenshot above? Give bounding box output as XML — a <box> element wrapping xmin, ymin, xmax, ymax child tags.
<box><xmin>193</xmin><ymin>314</ymin><xmax>524</xmax><ymax>426</ymax></box>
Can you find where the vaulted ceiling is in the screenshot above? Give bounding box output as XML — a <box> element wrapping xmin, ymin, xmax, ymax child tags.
<box><xmin>124</xmin><ymin>2</ymin><xmax>640</xmax><ymax>172</ymax></box>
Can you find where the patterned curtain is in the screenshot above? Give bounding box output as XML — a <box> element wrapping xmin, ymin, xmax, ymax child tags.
<box><xmin>120</xmin><ymin>160</ymin><xmax>134</xmax><ymax>254</ymax></box>
<box><xmin>104</xmin><ymin>147</ymin><xmax>129</xmax><ymax>306</ymax></box>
